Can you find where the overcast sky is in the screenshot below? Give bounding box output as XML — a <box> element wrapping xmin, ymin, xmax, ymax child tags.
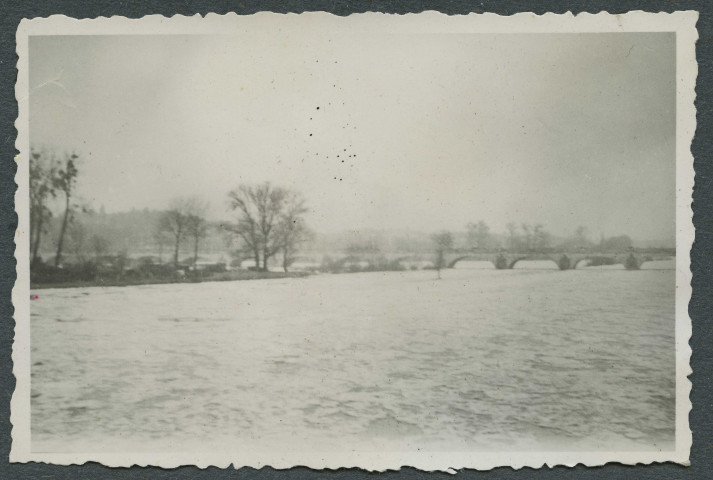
<box><xmin>28</xmin><ymin>32</ymin><xmax>675</xmax><ymax>243</ymax></box>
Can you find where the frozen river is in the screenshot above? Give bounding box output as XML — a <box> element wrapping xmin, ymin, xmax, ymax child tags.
<box><xmin>30</xmin><ymin>267</ymin><xmax>676</xmax><ymax>453</ymax></box>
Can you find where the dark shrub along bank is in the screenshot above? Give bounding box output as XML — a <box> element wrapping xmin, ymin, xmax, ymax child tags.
<box><xmin>30</xmin><ymin>258</ymin><xmax>307</xmax><ymax>289</ymax></box>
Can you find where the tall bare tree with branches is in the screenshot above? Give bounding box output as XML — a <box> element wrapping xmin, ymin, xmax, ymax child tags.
<box><xmin>227</xmin><ymin>182</ymin><xmax>308</xmax><ymax>271</ymax></box>
<box><xmin>54</xmin><ymin>153</ymin><xmax>79</xmax><ymax>267</ymax></box>
<box><xmin>29</xmin><ymin>148</ymin><xmax>58</xmax><ymax>267</ymax></box>
<box><xmin>275</xmin><ymin>192</ymin><xmax>311</xmax><ymax>272</ymax></box>
<box><xmin>227</xmin><ymin>185</ymin><xmax>264</xmax><ymax>270</ymax></box>
<box><xmin>185</xmin><ymin>199</ymin><xmax>209</xmax><ymax>266</ymax></box>
<box><xmin>432</xmin><ymin>231</ymin><xmax>454</xmax><ymax>280</ymax></box>
<box><xmin>158</xmin><ymin>197</ymin><xmax>206</xmax><ymax>266</ymax></box>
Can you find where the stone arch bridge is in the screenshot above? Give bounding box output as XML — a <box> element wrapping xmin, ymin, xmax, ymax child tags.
<box><xmin>298</xmin><ymin>249</ymin><xmax>675</xmax><ymax>271</ymax></box>
<box><xmin>441</xmin><ymin>251</ymin><xmax>674</xmax><ymax>270</ymax></box>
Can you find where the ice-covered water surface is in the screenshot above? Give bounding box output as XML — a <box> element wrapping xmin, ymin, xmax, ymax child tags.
<box><xmin>30</xmin><ymin>269</ymin><xmax>675</xmax><ymax>453</ymax></box>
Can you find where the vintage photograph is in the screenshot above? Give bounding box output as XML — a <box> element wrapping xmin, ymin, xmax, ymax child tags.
<box><xmin>11</xmin><ymin>12</ymin><xmax>695</xmax><ymax>470</ymax></box>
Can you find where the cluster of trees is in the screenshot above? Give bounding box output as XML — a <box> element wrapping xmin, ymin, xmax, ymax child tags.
<box><xmin>31</xmin><ymin>149</ymin><xmax>169</xmax><ymax>275</ymax></box>
<box><xmin>465</xmin><ymin>221</ymin><xmax>494</xmax><ymax>250</ymax></box>
<box><xmin>460</xmin><ymin>221</ymin><xmax>556</xmax><ymax>252</ymax></box>
<box><xmin>30</xmin><ymin>147</ymin><xmax>312</xmax><ymax>281</ymax></box>
<box><xmin>503</xmin><ymin>222</ymin><xmax>554</xmax><ymax>252</ymax></box>
<box><xmin>29</xmin><ymin>148</ymin><xmax>84</xmax><ymax>268</ymax></box>
<box><xmin>226</xmin><ymin>182</ymin><xmax>311</xmax><ymax>272</ymax></box>
<box><xmin>306</xmin><ymin>230</ymin><xmax>433</xmax><ymax>256</ymax></box>
<box><xmin>156</xmin><ymin>197</ymin><xmax>208</xmax><ymax>266</ymax></box>
<box><xmin>461</xmin><ymin>220</ymin><xmax>633</xmax><ymax>254</ymax></box>
<box><xmin>151</xmin><ymin>184</ymin><xmax>313</xmax><ymax>273</ymax></box>
<box><xmin>463</xmin><ymin>221</ymin><xmax>555</xmax><ymax>252</ymax></box>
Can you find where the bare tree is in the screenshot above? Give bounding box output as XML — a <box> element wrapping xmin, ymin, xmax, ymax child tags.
<box><xmin>159</xmin><ymin>209</ymin><xmax>187</xmax><ymax>266</ymax></box>
<box><xmin>227</xmin><ymin>185</ymin><xmax>262</xmax><ymax>269</ymax></box>
<box><xmin>275</xmin><ymin>192</ymin><xmax>310</xmax><ymax>272</ymax></box>
<box><xmin>158</xmin><ymin>197</ymin><xmax>201</xmax><ymax>266</ymax></box>
<box><xmin>520</xmin><ymin>223</ymin><xmax>533</xmax><ymax>252</ymax></box>
<box><xmin>505</xmin><ymin>222</ymin><xmax>519</xmax><ymax>252</ymax></box>
<box><xmin>29</xmin><ymin>149</ymin><xmax>58</xmax><ymax>267</ymax></box>
<box><xmin>54</xmin><ymin>153</ymin><xmax>80</xmax><ymax>267</ymax></box>
<box><xmin>574</xmin><ymin>225</ymin><xmax>590</xmax><ymax>250</ymax></box>
<box><xmin>466</xmin><ymin>221</ymin><xmax>491</xmax><ymax>250</ymax></box>
<box><xmin>432</xmin><ymin>231</ymin><xmax>454</xmax><ymax>280</ymax></box>
<box><xmin>601</xmin><ymin>235</ymin><xmax>633</xmax><ymax>252</ymax></box>
<box><xmin>185</xmin><ymin>199</ymin><xmax>209</xmax><ymax>266</ymax></box>
<box><xmin>227</xmin><ymin>182</ymin><xmax>292</xmax><ymax>271</ymax></box>
<box><xmin>533</xmin><ymin>224</ymin><xmax>551</xmax><ymax>251</ymax></box>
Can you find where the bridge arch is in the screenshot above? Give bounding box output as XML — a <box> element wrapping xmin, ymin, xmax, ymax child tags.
<box><xmin>572</xmin><ymin>256</ymin><xmax>623</xmax><ymax>270</ymax></box>
<box><xmin>509</xmin><ymin>256</ymin><xmax>559</xmax><ymax>270</ymax></box>
<box><xmin>509</xmin><ymin>255</ymin><xmax>573</xmax><ymax>270</ymax></box>
<box><xmin>572</xmin><ymin>257</ymin><xmax>593</xmax><ymax>269</ymax></box>
<box><xmin>569</xmin><ymin>254</ymin><xmax>667</xmax><ymax>270</ymax></box>
<box><xmin>447</xmin><ymin>256</ymin><xmax>498</xmax><ymax>269</ymax></box>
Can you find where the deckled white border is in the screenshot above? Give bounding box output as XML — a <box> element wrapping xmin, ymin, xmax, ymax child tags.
<box><xmin>11</xmin><ymin>10</ymin><xmax>697</xmax><ymax>471</ymax></box>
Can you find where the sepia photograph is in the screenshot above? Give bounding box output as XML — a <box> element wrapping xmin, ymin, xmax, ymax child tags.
<box><xmin>11</xmin><ymin>11</ymin><xmax>696</xmax><ymax>470</ymax></box>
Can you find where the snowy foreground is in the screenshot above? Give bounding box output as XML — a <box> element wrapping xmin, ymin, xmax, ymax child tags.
<box><xmin>30</xmin><ymin>268</ymin><xmax>675</xmax><ymax>453</ymax></box>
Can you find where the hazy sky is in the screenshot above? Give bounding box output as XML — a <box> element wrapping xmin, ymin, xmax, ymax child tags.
<box><xmin>28</xmin><ymin>32</ymin><xmax>675</xmax><ymax>242</ymax></box>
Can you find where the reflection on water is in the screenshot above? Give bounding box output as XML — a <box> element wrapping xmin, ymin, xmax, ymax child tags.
<box><xmin>513</xmin><ymin>260</ymin><xmax>559</xmax><ymax>270</ymax></box>
<box><xmin>454</xmin><ymin>258</ymin><xmax>676</xmax><ymax>271</ymax></box>
<box><xmin>453</xmin><ymin>260</ymin><xmax>495</xmax><ymax>270</ymax></box>
<box><xmin>30</xmin><ymin>269</ymin><xmax>675</xmax><ymax>453</ymax></box>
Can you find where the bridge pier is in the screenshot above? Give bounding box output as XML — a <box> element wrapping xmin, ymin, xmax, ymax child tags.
<box><xmin>557</xmin><ymin>255</ymin><xmax>571</xmax><ymax>270</ymax></box>
<box><xmin>495</xmin><ymin>254</ymin><xmax>508</xmax><ymax>270</ymax></box>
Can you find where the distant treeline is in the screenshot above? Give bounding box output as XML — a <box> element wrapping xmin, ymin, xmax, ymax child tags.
<box><xmin>32</xmin><ymin>208</ymin><xmax>230</xmax><ymax>265</ymax></box>
<box><xmin>29</xmin><ymin>144</ymin><xmax>672</xmax><ymax>286</ymax></box>
<box><xmin>34</xmin><ymin>210</ymin><xmax>652</xmax><ymax>267</ymax></box>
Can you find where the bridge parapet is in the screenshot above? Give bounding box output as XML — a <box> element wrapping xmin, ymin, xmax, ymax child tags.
<box><xmin>296</xmin><ymin>250</ymin><xmax>674</xmax><ymax>272</ymax></box>
<box><xmin>445</xmin><ymin>251</ymin><xmax>672</xmax><ymax>270</ymax></box>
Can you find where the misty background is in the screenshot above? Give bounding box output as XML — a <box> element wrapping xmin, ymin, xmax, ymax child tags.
<box><xmin>28</xmin><ymin>32</ymin><xmax>675</xmax><ymax>247</ymax></box>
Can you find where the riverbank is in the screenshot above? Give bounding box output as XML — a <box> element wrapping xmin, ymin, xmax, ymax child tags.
<box><xmin>30</xmin><ymin>269</ymin><xmax>310</xmax><ymax>290</ymax></box>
